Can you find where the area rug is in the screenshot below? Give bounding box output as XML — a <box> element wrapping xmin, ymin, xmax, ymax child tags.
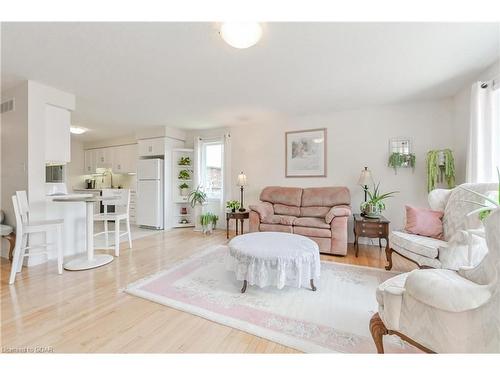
<box><xmin>125</xmin><ymin>245</ymin><xmax>419</xmax><ymax>353</ymax></box>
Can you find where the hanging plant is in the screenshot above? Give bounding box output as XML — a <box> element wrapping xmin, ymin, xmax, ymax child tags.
<box><xmin>426</xmin><ymin>149</ymin><xmax>456</xmax><ymax>192</ymax></box>
<box><xmin>387</xmin><ymin>152</ymin><xmax>416</xmax><ymax>174</ymax></box>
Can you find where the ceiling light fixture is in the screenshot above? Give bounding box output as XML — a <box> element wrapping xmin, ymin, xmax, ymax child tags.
<box><xmin>220</xmin><ymin>23</ymin><xmax>262</xmax><ymax>49</ymax></box>
<box><xmin>70</xmin><ymin>126</ymin><xmax>88</xmax><ymax>135</ymax></box>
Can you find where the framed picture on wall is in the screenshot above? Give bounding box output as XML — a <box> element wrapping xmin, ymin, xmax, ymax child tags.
<box><xmin>285</xmin><ymin>128</ymin><xmax>327</xmax><ymax>177</ymax></box>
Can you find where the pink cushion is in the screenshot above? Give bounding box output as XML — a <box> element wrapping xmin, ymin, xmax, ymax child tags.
<box><xmin>404</xmin><ymin>205</ymin><xmax>444</xmax><ymax>240</ymax></box>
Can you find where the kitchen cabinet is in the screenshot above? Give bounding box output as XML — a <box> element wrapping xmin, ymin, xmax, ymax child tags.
<box><xmin>84</xmin><ymin>144</ymin><xmax>137</xmax><ymax>174</ymax></box>
<box><xmin>112</xmin><ymin>144</ymin><xmax>137</xmax><ymax>174</ymax></box>
<box><xmin>138</xmin><ymin>138</ymin><xmax>165</xmax><ymax>157</ymax></box>
<box><xmin>45</xmin><ymin>104</ymin><xmax>71</xmax><ymax>164</ymax></box>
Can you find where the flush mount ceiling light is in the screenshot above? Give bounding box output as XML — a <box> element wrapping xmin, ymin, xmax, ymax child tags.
<box><xmin>219</xmin><ymin>23</ymin><xmax>262</xmax><ymax>49</ymax></box>
<box><xmin>70</xmin><ymin>126</ymin><xmax>88</xmax><ymax>135</ymax></box>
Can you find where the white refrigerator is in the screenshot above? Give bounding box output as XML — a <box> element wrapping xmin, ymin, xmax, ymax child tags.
<box><xmin>137</xmin><ymin>158</ymin><xmax>164</xmax><ymax>229</ymax></box>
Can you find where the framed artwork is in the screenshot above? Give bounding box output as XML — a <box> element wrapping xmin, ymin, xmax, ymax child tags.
<box><xmin>285</xmin><ymin>128</ymin><xmax>327</xmax><ymax>177</ymax></box>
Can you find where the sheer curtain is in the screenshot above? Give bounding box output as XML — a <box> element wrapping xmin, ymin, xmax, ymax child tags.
<box><xmin>466</xmin><ymin>80</ymin><xmax>500</xmax><ymax>183</ymax></box>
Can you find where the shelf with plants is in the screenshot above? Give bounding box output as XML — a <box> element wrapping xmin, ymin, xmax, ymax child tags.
<box><xmin>171</xmin><ymin>148</ymin><xmax>195</xmax><ymax>228</ymax></box>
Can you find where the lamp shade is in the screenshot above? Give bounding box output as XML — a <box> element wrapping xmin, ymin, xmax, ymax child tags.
<box><xmin>237</xmin><ymin>172</ymin><xmax>247</xmax><ymax>187</ymax></box>
<box><xmin>357</xmin><ymin>167</ymin><xmax>373</xmax><ymax>187</ymax></box>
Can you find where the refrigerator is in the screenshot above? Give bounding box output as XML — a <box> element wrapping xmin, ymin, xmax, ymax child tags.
<box><xmin>137</xmin><ymin>158</ymin><xmax>164</xmax><ymax>229</ymax></box>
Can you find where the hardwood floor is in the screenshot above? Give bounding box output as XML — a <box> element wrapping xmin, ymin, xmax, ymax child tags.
<box><xmin>0</xmin><ymin>229</ymin><xmax>416</xmax><ymax>353</ymax></box>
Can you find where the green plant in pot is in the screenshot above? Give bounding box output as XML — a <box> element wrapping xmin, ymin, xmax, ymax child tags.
<box><xmin>179</xmin><ymin>182</ymin><xmax>189</xmax><ymax>196</ymax></box>
<box><xmin>426</xmin><ymin>149</ymin><xmax>455</xmax><ymax>192</ymax></box>
<box><xmin>388</xmin><ymin>152</ymin><xmax>416</xmax><ymax>174</ymax></box>
<box><xmin>178</xmin><ymin>169</ymin><xmax>191</xmax><ymax>180</ymax></box>
<box><xmin>360</xmin><ymin>183</ymin><xmax>398</xmax><ymax>218</ymax></box>
<box><xmin>178</xmin><ymin>156</ymin><xmax>191</xmax><ymax>166</ymax></box>
<box><xmin>226</xmin><ymin>200</ymin><xmax>241</xmax><ymax>212</ymax></box>
<box><xmin>188</xmin><ymin>185</ymin><xmax>207</xmax><ymax>232</ymax></box>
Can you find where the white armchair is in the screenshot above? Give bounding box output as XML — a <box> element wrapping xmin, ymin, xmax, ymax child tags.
<box><xmin>371</xmin><ymin>208</ymin><xmax>500</xmax><ymax>353</ymax></box>
<box><xmin>386</xmin><ymin>183</ymin><xmax>497</xmax><ymax>270</ymax></box>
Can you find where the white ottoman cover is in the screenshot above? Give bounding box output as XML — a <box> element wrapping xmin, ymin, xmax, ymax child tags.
<box><xmin>226</xmin><ymin>232</ymin><xmax>321</xmax><ymax>289</ymax></box>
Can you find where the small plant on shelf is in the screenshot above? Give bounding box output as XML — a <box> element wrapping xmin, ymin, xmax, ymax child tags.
<box><xmin>388</xmin><ymin>152</ymin><xmax>416</xmax><ymax>174</ymax></box>
<box><xmin>226</xmin><ymin>200</ymin><xmax>241</xmax><ymax>212</ymax></box>
<box><xmin>179</xmin><ymin>182</ymin><xmax>190</xmax><ymax>196</ymax></box>
<box><xmin>188</xmin><ymin>185</ymin><xmax>207</xmax><ymax>208</ymax></box>
<box><xmin>178</xmin><ymin>169</ymin><xmax>191</xmax><ymax>180</ymax></box>
<box><xmin>360</xmin><ymin>182</ymin><xmax>398</xmax><ymax>218</ymax></box>
<box><xmin>178</xmin><ymin>156</ymin><xmax>191</xmax><ymax>166</ymax></box>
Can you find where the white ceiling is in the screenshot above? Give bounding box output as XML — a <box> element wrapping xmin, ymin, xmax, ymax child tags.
<box><xmin>2</xmin><ymin>22</ymin><xmax>499</xmax><ymax>141</ymax></box>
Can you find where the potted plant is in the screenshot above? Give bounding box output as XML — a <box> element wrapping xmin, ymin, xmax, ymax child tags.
<box><xmin>426</xmin><ymin>149</ymin><xmax>455</xmax><ymax>192</ymax></box>
<box><xmin>188</xmin><ymin>186</ymin><xmax>207</xmax><ymax>231</ymax></box>
<box><xmin>178</xmin><ymin>156</ymin><xmax>191</xmax><ymax>166</ymax></box>
<box><xmin>360</xmin><ymin>183</ymin><xmax>398</xmax><ymax>218</ymax></box>
<box><xmin>226</xmin><ymin>200</ymin><xmax>241</xmax><ymax>212</ymax></box>
<box><xmin>200</xmin><ymin>213</ymin><xmax>212</xmax><ymax>234</ymax></box>
<box><xmin>210</xmin><ymin>213</ymin><xmax>219</xmax><ymax>231</ymax></box>
<box><xmin>178</xmin><ymin>170</ymin><xmax>191</xmax><ymax>180</ymax></box>
<box><xmin>179</xmin><ymin>183</ymin><xmax>189</xmax><ymax>196</ymax></box>
<box><xmin>388</xmin><ymin>152</ymin><xmax>416</xmax><ymax>174</ymax></box>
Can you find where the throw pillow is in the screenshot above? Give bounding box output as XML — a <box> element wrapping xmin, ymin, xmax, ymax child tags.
<box><xmin>404</xmin><ymin>205</ymin><xmax>444</xmax><ymax>239</ymax></box>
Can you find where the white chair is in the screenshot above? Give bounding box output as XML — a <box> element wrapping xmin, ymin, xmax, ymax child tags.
<box><xmin>386</xmin><ymin>182</ymin><xmax>498</xmax><ymax>271</ymax></box>
<box><xmin>9</xmin><ymin>191</ymin><xmax>64</xmax><ymax>285</ymax></box>
<box><xmin>371</xmin><ymin>207</ymin><xmax>500</xmax><ymax>353</ymax></box>
<box><xmin>93</xmin><ymin>189</ymin><xmax>132</xmax><ymax>257</ymax></box>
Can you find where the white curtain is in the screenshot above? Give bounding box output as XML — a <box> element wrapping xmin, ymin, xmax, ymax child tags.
<box><xmin>193</xmin><ymin>136</ymin><xmax>202</xmax><ymax>189</ymax></box>
<box><xmin>220</xmin><ymin>132</ymin><xmax>232</xmax><ymax>223</ymax></box>
<box><xmin>466</xmin><ymin>80</ymin><xmax>500</xmax><ymax>183</ymax></box>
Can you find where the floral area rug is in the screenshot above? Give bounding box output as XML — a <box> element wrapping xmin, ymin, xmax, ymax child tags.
<box><xmin>125</xmin><ymin>245</ymin><xmax>419</xmax><ymax>353</ymax></box>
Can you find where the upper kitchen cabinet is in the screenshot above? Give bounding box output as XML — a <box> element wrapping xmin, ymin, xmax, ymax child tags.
<box><xmin>84</xmin><ymin>149</ymin><xmax>96</xmax><ymax>174</ymax></box>
<box><xmin>45</xmin><ymin>104</ymin><xmax>71</xmax><ymax>164</ymax></box>
<box><xmin>112</xmin><ymin>144</ymin><xmax>137</xmax><ymax>174</ymax></box>
<box><xmin>138</xmin><ymin>138</ymin><xmax>165</xmax><ymax>157</ymax></box>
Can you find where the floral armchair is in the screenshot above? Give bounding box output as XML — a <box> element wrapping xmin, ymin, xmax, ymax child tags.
<box><xmin>371</xmin><ymin>207</ymin><xmax>500</xmax><ymax>353</ymax></box>
<box><xmin>386</xmin><ymin>182</ymin><xmax>497</xmax><ymax>271</ymax></box>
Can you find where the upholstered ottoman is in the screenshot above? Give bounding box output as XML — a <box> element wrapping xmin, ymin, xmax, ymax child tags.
<box><xmin>226</xmin><ymin>232</ymin><xmax>321</xmax><ymax>293</ymax></box>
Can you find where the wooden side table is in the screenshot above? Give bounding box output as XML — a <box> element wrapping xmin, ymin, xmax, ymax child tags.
<box><xmin>353</xmin><ymin>214</ymin><xmax>390</xmax><ymax>257</ymax></box>
<box><xmin>226</xmin><ymin>211</ymin><xmax>249</xmax><ymax>239</ymax></box>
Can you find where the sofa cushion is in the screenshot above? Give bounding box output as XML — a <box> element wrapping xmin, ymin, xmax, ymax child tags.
<box><xmin>249</xmin><ymin>202</ymin><xmax>274</xmax><ymax>220</ymax></box>
<box><xmin>261</xmin><ymin>214</ymin><xmax>297</xmax><ymax>226</ymax></box>
<box><xmin>259</xmin><ymin>223</ymin><xmax>293</xmax><ymax>233</ymax></box>
<box><xmin>390</xmin><ymin>230</ymin><xmax>446</xmax><ymax>259</ymax></box>
<box><xmin>325</xmin><ymin>205</ymin><xmax>352</xmax><ymax>223</ymax></box>
<box><xmin>260</xmin><ymin>186</ymin><xmax>302</xmax><ymax>207</ymax></box>
<box><xmin>299</xmin><ymin>206</ymin><xmax>330</xmax><ymax>218</ymax></box>
<box><xmin>274</xmin><ymin>203</ymin><xmax>301</xmax><ymax>217</ymax></box>
<box><xmin>301</xmin><ymin>187</ymin><xmax>350</xmax><ymax>207</ymax></box>
<box><xmin>294</xmin><ymin>217</ymin><xmax>330</xmax><ymax>229</ymax></box>
<box><xmin>294</xmin><ymin>226</ymin><xmax>331</xmax><ymax>238</ymax></box>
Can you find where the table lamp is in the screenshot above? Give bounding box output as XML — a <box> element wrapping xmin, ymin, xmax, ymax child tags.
<box><xmin>237</xmin><ymin>171</ymin><xmax>247</xmax><ymax>212</ymax></box>
<box><xmin>357</xmin><ymin>166</ymin><xmax>373</xmax><ymax>202</ymax></box>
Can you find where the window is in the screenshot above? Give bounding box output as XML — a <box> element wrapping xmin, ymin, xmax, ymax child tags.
<box><xmin>201</xmin><ymin>141</ymin><xmax>223</xmax><ymax>200</ymax></box>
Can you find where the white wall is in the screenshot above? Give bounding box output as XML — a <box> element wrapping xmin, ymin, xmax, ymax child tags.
<box><xmin>452</xmin><ymin>59</ymin><xmax>500</xmax><ymax>183</ymax></box>
<box><xmin>67</xmin><ymin>137</ymin><xmax>86</xmax><ymax>192</ymax></box>
<box><xmin>188</xmin><ymin>99</ymin><xmax>456</xmax><ymax>240</ymax></box>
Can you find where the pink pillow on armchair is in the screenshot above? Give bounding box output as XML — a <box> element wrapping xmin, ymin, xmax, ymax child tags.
<box><xmin>404</xmin><ymin>205</ymin><xmax>444</xmax><ymax>239</ymax></box>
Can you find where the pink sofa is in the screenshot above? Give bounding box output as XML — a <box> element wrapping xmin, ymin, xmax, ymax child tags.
<box><xmin>249</xmin><ymin>186</ymin><xmax>351</xmax><ymax>255</ymax></box>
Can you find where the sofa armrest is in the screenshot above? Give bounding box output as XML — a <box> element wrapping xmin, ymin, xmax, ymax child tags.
<box><xmin>249</xmin><ymin>202</ymin><xmax>274</xmax><ymax>221</ymax></box>
<box><xmin>325</xmin><ymin>205</ymin><xmax>352</xmax><ymax>224</ymax></box>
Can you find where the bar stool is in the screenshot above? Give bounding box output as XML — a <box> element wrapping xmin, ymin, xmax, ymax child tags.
<box><xmin>9</xmin><ymin>191</ymin><xmax>64</xmax><ymax>285</ymax></box>
<box><xmin>93</xmin><ymin>189</ymin><xmax>132</xmax><ymax>257</ymax></box>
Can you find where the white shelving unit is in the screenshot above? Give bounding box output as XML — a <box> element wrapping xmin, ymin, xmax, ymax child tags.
<box><xmin>172</xmin><ymin>148</ymin><xmax>195</xmax><ymax>228</ymax></box>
